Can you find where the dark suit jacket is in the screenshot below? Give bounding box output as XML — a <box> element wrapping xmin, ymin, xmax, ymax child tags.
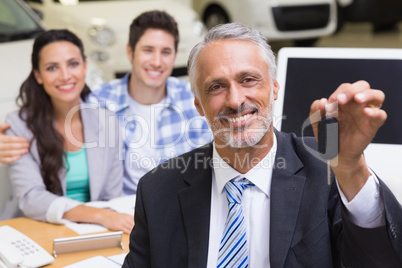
<box><xmin>123</xmin><ymin>131</ymin><xmax>402</xmax><ymax>267</ymax></box>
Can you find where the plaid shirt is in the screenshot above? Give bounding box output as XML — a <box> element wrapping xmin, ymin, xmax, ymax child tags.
<box><xmin>88</xmin><ymin>73</ymin><xmax>212</xmax><ymax>194</ymax></box>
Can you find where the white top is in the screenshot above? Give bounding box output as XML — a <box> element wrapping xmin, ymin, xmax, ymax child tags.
<box><xmin>124</xmin><ymin>97</ymin><xmax>167</xmax><ymax>184</ymax></box>
<box><xmin>206</xmin><ymin>133</ymin><xmax>384</xmax><ymax>267</ymax></box>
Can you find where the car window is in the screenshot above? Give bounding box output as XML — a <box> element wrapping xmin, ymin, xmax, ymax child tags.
<box><xmin>0</xmin><ymin>0</ymin><xmax>43</xmax><ymax>42</ymax></box>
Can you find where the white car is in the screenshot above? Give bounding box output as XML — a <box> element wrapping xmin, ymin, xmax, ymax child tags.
<box><xmin>0</xmin><ymin>0</ymin><xmax>45</xmax><ymax>123</ymax></box>
<box><xmin>0</xmin><ymin>0</ymin><xmax>104</xmax><ymax>220</ymax></box>
<box><xmin>25</xmin><ymin>0</ymin><xmax>206</xmax><ymax>83</ymax></box>
<box><xmin>0</xmin><ymin>0</ymin><xmax>43</xmax><ymax>220</ymax></box>
<box><xmin>192</xmin><ymin>0</ymin><xmax>338</xmax><ymax>46</ymax></box>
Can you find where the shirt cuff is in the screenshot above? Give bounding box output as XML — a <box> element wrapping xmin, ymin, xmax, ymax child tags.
<box><xmin>46</xmin><ymin>197</ymin><xmax>82</xmax><ymax>224</ymax></box>
<box><xmin>336</xmin><ymin>170</ymin><xmax>385</xmax><ymax>228</ymax></box>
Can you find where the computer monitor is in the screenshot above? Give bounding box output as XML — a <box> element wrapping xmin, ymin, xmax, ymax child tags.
<box><xmin>274</xmin><ymin>47</ymin><xmax>402</xmax><ymax>202</ymax></box>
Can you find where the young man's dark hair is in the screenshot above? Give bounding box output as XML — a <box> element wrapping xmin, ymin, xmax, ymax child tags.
<box><xmin>128</xmin><ymin>10</ymin><xmax>179</xmax><ymax>52</ymax></box>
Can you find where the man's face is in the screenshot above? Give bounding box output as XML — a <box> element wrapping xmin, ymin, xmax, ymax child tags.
<box><xmin>127</xmin><ymin>28</ymin><xmax>176</xmax><ymax>92</ymax></box>
<box><xmin>194</xmin><ymin>40</ymin><xmax>279</xmax><ymax>149</ymax></box>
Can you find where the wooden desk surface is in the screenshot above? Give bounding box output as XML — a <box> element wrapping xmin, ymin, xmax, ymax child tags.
<box><xmin>0</xmin><ymin>217</ymin><xmax>129</xmax><ymax>267</ymax></box>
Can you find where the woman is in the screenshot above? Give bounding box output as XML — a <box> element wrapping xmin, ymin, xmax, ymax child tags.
<box><xmin>5</xmin><ymin>29</ymin><xmax>133</xmax><ymax>234</ymax></box>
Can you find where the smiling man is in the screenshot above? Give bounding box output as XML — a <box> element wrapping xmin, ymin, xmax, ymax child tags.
<box><xmin>193</xmin><ymin>37</ymin><xmax>278</xmax><ymax>167</ymax></box>
<box><xmin>122</xmin><ymin>23</ymin><xmax>402</xmax><ymax>267</ymax></box>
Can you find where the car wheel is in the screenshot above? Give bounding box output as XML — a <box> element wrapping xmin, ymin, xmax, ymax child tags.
<box><xmin>294</xmin><ymin>38</ymin><xmax>319</xmax><ymax>47</ymax></box>
<box><xmin>335</xmin><ymin>3</ymin><xmax>345</xmax><ymax>33</ymax></box>
<box><xmin>373</xmin><ymin>22</ymin><xmax>399</xmax><ymax>32</ymax></box>
<box><xmin>203</xmin><ymin>6</ymin><xmax>229</xmax><ymax>30</ymax></box>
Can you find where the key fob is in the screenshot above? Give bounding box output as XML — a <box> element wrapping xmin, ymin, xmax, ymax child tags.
<box><xmin>318</xmin><ymin>116</ymin><xmax>339</xmax><ymax>160</ymax></box>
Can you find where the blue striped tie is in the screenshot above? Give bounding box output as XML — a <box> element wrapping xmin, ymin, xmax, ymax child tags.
<box><xmin>217</xmin><ymin>178</ymin><xmax>254</xmax><ymax>268</ymax></box>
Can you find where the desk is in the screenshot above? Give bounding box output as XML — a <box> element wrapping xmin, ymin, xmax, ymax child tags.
<box><xmin>0</xmin><ymin>217</ymin><xmax>129</xmax><ymax>267</ymax></box>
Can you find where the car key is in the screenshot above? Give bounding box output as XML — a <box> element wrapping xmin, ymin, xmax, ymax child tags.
<box><xmin>318</xmin><ymin>106</ymin><xmax>339</xmax><ymax>185</ymax></box>
<box><xmin>318</xmin><ymin>115</ymin><xmax>339</xmax><ymax>160</ymax></box>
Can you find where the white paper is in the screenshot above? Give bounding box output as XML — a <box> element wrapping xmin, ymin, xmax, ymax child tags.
<box><xmin>64</xmin><ymin>195</ymin><xmax>135</xmax><ymax>235</ymax></box>
<box><xmin>86</xmin><ymin>195</ymin><xmax>136</xmax><ymax>215</ymax></box>
<box><xmin>63</xmin><ymin>256</ymin><xmax>120</xmax><ymax>268</ymax></box>
<box><xmin>107</xmin><ymin>253</ymin><xmax>128</xmax><ymax>266</ymax></box>
<box><xmin>65</xmin><ymin>222</ymin><xmax>108</xmax><ymax>235</ymax></box>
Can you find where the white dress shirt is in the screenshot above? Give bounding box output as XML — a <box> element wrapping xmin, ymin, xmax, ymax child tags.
<box><xmin>206</xmin><ymin>133</ymin><xmax>385</xmax><ymax>267</ymax></box>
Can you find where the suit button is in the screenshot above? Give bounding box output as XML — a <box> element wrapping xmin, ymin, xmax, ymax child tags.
<box><xmin>390</xmin><ymin>225</ymin><xmax>397</xmax><ymax>239</ymax></box>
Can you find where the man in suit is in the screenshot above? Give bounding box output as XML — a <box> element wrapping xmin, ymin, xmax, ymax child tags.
<box><xmin>123</xmin><ymin>23</ymin><xmax>402</xmax><ymax>267</ymax></box>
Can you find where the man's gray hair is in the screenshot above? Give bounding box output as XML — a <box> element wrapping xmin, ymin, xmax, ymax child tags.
<box><xmin>187</xmin><ymin>22</ymin><xmax>277</xmax><ymax>98</ymax></box>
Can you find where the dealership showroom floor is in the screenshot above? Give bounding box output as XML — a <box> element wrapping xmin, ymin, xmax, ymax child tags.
<box><xmin>272</xmin><ymin>22</ymin><xmax>402</xmax><ymax>53</ymax></box>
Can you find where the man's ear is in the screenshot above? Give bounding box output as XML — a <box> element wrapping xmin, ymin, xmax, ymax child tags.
<box><xmin>126</xmin><ymin>43</ymin><xmax>133</xmax><ymax>61</ymax></box>
<box><xmin>33</xmin><ymin>70</ymin><xmax>43</xmax><ymax>85</ymax></box>
<box><xmin>194</xmin><ymin>97</ymin><xmax>204</xmax><ymax>116</ymax></box>
<box><xmin>273</xmin><ymin>79</ymin><xmax>280</xmax><ymax>100</ymax></box>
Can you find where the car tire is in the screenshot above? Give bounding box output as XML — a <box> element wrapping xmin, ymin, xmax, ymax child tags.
<box><xmin>335</xmin><ymin>3</ymin><xmax>345</xmax><ymax>33</ymax></box>
<box><xmin>373</xmin><ymin>22</ymin><xmax>399</xmax><ymax>32</ymax></box>
<box><xmin>203</xmin><ymin>5</ymin><xmax>230</xmax><ymax>30</ymax></box>
<box><xmin>294</xmin><ymin>38</ymin><xmax>318</xmax><ymax>47</ymax></box>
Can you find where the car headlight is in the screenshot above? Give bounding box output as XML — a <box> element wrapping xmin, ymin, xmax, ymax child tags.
<box><xmin>193</xmin><ymin>20</ymin><xmax>205</xmax><ymax>36</ymax></box>
<box><xmin>88</xmin><ymin>26</ymin><xmax>115</xmax><ymax>47</ymax></box>
<box><xmin>59</xmin><ymin>0</ymin><xmax>78</xmax><ymax>5</ymax></box>
<box><xmin>86</xmin><ymin>65</ymin><xmax>106</xmax><ymax>88</ymax></box>
<box><xmin>90</xmin><ymin>51</ymin><xmax>109</xmax><ymax>62</ymax></box>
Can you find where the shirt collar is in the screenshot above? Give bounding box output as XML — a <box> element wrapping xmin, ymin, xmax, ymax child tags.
<box><xmin>122</xmin><ymin>75</ymin><xmax>176</xmax><ymax>109</ymax></box>
<box><xmin>114</xmin><ymin>73</ymin><xmax>131</xmax><ymax>113</ymax></box>
<box><xmin>164</xmin><ymin>77</ymin><xmax>182</xmax><ymax>106</ymax></box>
<box><xmin>212</xmin><ymin>133</ymin><xmax>277</xmax><ymax>198</ymax></box>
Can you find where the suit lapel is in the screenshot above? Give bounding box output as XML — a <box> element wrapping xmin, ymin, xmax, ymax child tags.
<box><xmin>178</xmin><ymin>143</ymin><xmax>213</xmax><ymax>268</ymax></box>
<box><xmin>80</xmin><ymin>104</ymin><xmax>102</xmax><ymax>200</ymax></box>
<box><xmin>176</xmin><ymin>135</ymin><xmax>307</xmax><ymax>267</ymax></box>
<box><xmin>270</xmin><ymin>132</ymin><xmax>306</xmax><ymax>267</ymax></box>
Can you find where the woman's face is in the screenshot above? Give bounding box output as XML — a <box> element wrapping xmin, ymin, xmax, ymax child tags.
<box><xmin>34</xmin><ymin>41</ymin><xmax>87</xmax><ymax>108</ymax></box>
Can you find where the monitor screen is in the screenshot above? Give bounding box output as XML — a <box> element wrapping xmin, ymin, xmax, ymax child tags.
<box><xmin>274</xmin><ymin>47</ymin><xmax>402</xmax><ymax>201</ymax></box>
<box><xmin>280</xmin><ymin>57</ymin><xmax>402</xmax><ymax>144</ymax></box>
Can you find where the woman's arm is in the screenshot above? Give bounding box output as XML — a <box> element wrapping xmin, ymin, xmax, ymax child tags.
<box><xmin>63</xmin><ymin>205</ymin><xmax>134</xmax><ymax>234</ymax></box>
<box><xmin>6</xmin><ymin>111</ymin><xmax>63</xmax><ymax>221</ymax></box>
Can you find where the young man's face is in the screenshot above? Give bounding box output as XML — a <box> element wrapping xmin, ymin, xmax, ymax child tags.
<box><xmin>127</xmin><ymin>28</ymin><xmax>177</xmax><ymax>92</ymax></box>
<box><xmin>194</xmin><ymin>39</ymin><xmax>279</xmax><ymax>149</ymax></box>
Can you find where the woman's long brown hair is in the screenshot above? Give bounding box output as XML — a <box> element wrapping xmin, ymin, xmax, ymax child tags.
<box><xmin>17</xmin><ymin>29</ymin><xmax>90</xmax><ymax>195</ymax></box>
